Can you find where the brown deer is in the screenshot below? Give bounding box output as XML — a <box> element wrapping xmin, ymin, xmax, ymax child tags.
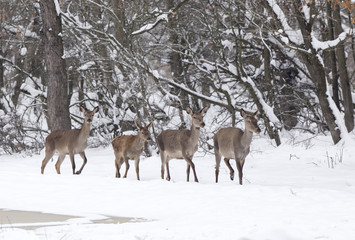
<box><xmin>41</xmin><ymin>106</ymin><xmax>99</xmax><ymax>175</ymax></box>
<box><xmin>157</xmin><ymin>106</ymin><xmax>209</xmax><ymax>182</ymax></box>
<box><xmin>112</xmin><ymin>121</ymin><xmax>152</xmax><ymax>180</ymax></box>
<box><xmin>214</xmin><ymin>109</ymin><xmax>261</xmax><ymax>185</ymax></box>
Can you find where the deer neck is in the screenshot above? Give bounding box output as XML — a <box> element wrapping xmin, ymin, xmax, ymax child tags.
<box><xmin>241</xmin><ymin>127</ymin><xmax>253</xmax><ymax>149</ymax></box>
<box><xmin>79</xmin><ymin>121</ymin><xmax>92</xmax><ymax>139</ymax></box>
<box><xmin>189</xmin><ymin>123</ymin><xmax>201</xmax><ymax>143</ymax></box>
<box><xmin>134</xmin><ymin>135</ymin><xmax>146</xmax><ymax>149</ymax></box>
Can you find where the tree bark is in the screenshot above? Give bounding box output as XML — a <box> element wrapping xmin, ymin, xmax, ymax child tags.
<box><xmin>40</xmin><ymin>0</ymin><xmax>71</xmax><ymax>130</ymax></box>
<box><xmin>112</xmin><ymin>0</ymin><xmax>128</xmax><ymax>48</ymax></box>
<box><xmin>333</xmin><ymin>3</ymin><xmax>354</xmax><ymax>132</ymax></box>
<box><xmin>293</xmin><ymin>1</ymin><xmax>341</xmax><ymax>144</ymax></box>
<box><xmin>326</xmin><ymin>2</ymin><xmax>340</xmax><ymax>110</ymax></box>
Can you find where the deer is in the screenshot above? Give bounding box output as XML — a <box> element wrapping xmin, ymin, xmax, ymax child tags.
<box><xmin>214</xmin><ymin>109</ymin><xmax>261</xmax><ymax>185</ymax></box>
<box><xmin>157</xmin><ymin>106</ymin><xmax>209</xmax><ymax>182</ymax></box>
<box><xmin>112</xmin><ymin>121</ymin><xmax>152</xmax><ymax>180</ymax></box>
<box><xmin>41</xmin><ymin>105</ymin><xmax>99</xmax><ymax>175</ymax></box>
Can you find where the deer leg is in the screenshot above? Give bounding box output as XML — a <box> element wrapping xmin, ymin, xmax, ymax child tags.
<box><xmin>69</xmin><ymin>152</ymin><xmax>76</xmax><ymax>175</ymax></box>
<box><xmin>224</xmin><ymin>158</ymin><xmax>234</xmax><ymax>181</ymax></box>
<box><xmin>75</xmin><ymin>152</ymin><xmax>87</xmax><ymax>175</ymax></box>
<box><xmin>215</xmin><ymin>152</ymin><xmax>222</xmax><ymax>183</ymax></box>
<box><xmin>116</xmin><ymin>157</ymin><xmax>124</xmax><ymax>178</ymax></box>
<box><xmin>236</xmin><ymin>159</ymin><xmax>244</xmax><ymax>185</ymax></box>
<box><xmin>160</xmin><ymin>151</ymin><xmax>166</xmax><ymax>180</ymax></box>
<box><xmin>185</xmin><ymin>157</ymin><xmax>198</xmax><ymax>183</ymax></box>
<box><xmin>41</xmin><ymin>149</ymin><xmax>55</xmax><ymax>174</ymax></box>
<box><xmin>165</xmin><ymin>159</ymin><xmax>171</xmax><ymax>181</ymax></box>
<box><xmin>55</xmin><ymin>154</ymin><xmax>66</xmax><ymax>174</ymax></box>
<box><xmin>186</xmin><ymin>164</ymin><xmax>191</xmax><ymax>182</ymax></box>
<box><xmin>135</xmin><ymin>157</ymin><xmax>140</xmax><ymax>181</ymax></box>
<box><xmin>123</xmin><ymin>158</ymin><xmax>130</xmax><ymax>178</ymax></box>
<box><xmin>115</xmin><ymin>156</ymin><xmax>120</xmax><ymax>178</ymax></box>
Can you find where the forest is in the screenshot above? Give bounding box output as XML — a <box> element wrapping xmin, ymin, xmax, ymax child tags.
<box><xmin>0</xmin><ymin>0</ymin><xmax>354</xmax><ymax>154</ymax></box>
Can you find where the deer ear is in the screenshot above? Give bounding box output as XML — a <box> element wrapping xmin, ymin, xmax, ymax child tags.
<box><xmin>80</xmin><ymin>105</ymin><xmax>86</xmax><ymax>112</ymax></box>
<box><xmin>186</xmin><ymin>107</ymin><xmax>193</xmax><ymax>115</ymax></box>
<box><xmin>253</xmin><ymin>110</ymin><xmax>258</xmax><ymax>117</ymax></box>
<box><xmin>93</xmin><ymin>106</ymin><xmax>99</xmax><ymax>113</ymax></box>
<box><xmin>240</xmin><ymin>109</ymin><xmax>246</xmax><ymax>118</ymax></box>
<box><xmin>200</xmin><ymin>106</ymin><xmax>209</xmax><ymax>116</ymax></box>
<box><xmin>134</xmin><ymin>120</ymin><xmax>141</xmax><ymax>129</ymax></box>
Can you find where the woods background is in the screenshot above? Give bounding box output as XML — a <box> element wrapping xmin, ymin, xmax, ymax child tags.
<box><xmin>0</xmin><ymin>0</ymin><xmax>354</xmax><ymax>154</ymax></box>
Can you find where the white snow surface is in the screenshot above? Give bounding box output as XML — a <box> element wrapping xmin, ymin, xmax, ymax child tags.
<box><xmin>53</xmin><ymin>0</ymin><xmax>61</xmax><ymax>16</ymax></box>
<box><xmin>1</xmin><ymin>132</ymin><xmax>355</xmax><ymax>240</ymax></box>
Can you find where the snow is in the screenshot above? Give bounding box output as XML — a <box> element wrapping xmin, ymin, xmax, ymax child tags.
<box><xmin>1</xmin><ymin>132</ymin><xmax>355</xmax><ymax>240</ymax></box>
<box><xmin>326</xmin><ymin>83</ymin><xmax>354</xmax><ymax>146</ymax></box>
<box><xmin>226</xmin><ymin>63</ymin><xmax>281</xmax><ymax>126</ymax></box>
<box><xmin>53</xmin><ymin>0</ymin><xmax>61</xmax><ymax>16</ymax></box>
<box><xmin>20</xmin><ymin>47</ymin><xmax>27</xmax><ymax>56</ymax></box>
<box><xmin>131</xmin><ymin>13</ymin><xmax>169</xmax><ymax>35</ymax></box>
<box><xmin>77</xmin><ymin>61</ymin><xmax>96</xmax><ymax>71</ymax></box>
<box><xmin>267</xmin><ymin>0</ymin><xmax>303</xmax><ymax>45</ymax></box>
<box><xmin>312</xmin><ymin>32</ymin><xmax>349</xmax><ymax>51</ymax></box>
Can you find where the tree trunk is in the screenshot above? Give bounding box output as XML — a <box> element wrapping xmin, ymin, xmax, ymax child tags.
<box><xmin>293</xmin><ymin>1</ymin><xmax>341</xmax><ymax>144</ymax></box>
<box><xmin>333</xmin><ymin>3</ymin><xmax>354</xmax><ymax>132</ymax></box>
<box><xmin>301</xmin><ymin>53</ymin><xmax>341</xmax><ymax>144</ymax></box>
<box><xmin>40</xmin><ymin>0</ymin><xmax>71</xmax><ymax>130</ymax></box>
<box><xmin>112</xmin><ymin>0</ymin><xmax>128</xmax><ymax>48</ymax></box>
<box><xmin>326</xmin><ymin>2</ymin><xmax>340</xmax><ymax>110</ymax></box>
<box><xmin>263</xmin><ymin>45</ymin><xmax>274</xmax><ymax>104</ymax></box>
<box><xmin>168</xmin><ymin>0</ymin><xmax>188</xmax><ymax>127</ymax></box>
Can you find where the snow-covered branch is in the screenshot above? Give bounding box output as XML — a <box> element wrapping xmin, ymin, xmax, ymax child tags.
<box><xmin>148</xmin><ymin>69</ymin><xmax>230</xmax><ymax>109</ymax></box>
<box><xmin>200</xmin><ymin>59</ymin><xmax>281</xmax><ymax>127</ymax></box>
<box><xmin>311</xmin><ymin>31</ymin><xmax>350</xmax><ymax>51</ymax></box>
<box><xmin>266</xmin><ymin>0</ymin><xmax>303</xmax><ymax>45</ymax></box>
<box><xmin>131</xmin><ymin>0</ymin><xmax>190</xmax><ymax>36</ymax></box>
<box><xmin>326</xmin><ymin>84</ymin><xmax>354</xmax><ymax>146</ymax></box>
<box><xmin>53</xmin><ymin>0</ymin><xmax>61</xmax><ymax>16</ymax></box>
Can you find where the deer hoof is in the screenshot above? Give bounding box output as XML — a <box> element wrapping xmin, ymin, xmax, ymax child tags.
<box><xmin>230</xmin><ymin>175</ymin><xmax>234</xmax><ymax>181</ymax></box>
<box><xmin>75</xmin><ymin>171</ymin><xmax>81</xmax><ymax>175</ymax></box>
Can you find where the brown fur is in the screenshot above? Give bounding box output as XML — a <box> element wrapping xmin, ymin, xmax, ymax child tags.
<box><xmin>157</xmin><ymin>106</ymin><xmax>208</xmax><ymax>182</ymax></box>
<box><xmin>41</xmin><ymin>106</ymin><xmax>99</xmax><ymax>175</ymax></box>
<box><xmin>214</xmin><ymin>109</ymin><xmax>261</xmax><ymax>185</ymax></box>
<box><xmin>112</xmin><ymin>121</ymin><xmax>152</xmax><ymax>180</ymax></box>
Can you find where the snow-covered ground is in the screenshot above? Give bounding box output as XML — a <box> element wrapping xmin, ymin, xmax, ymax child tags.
<box><xmin>0</xmin><ymin>132</ymin><xmax>355</xmax><ymax>240</ymax></box>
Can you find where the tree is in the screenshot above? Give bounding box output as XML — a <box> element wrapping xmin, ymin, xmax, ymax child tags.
<box><xmin>333</xmin><ymin>2</ymin><xmax>354</xmax><ymax>132</ymax></box>
<box><xmin>260</xmin><ymin>0</ymin><xmax>353</xmax><ymax>144</ymax></box>
<box><xmin>39</xmin><ymin>0</ymin><xmax>71</xmax><ymax>130</ymax></box>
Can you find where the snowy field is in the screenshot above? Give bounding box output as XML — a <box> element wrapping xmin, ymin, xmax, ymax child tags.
<box><xmin>0</xmin><ymin>132</ymin><xmax>355</xmax><ymax>240</ymax></box>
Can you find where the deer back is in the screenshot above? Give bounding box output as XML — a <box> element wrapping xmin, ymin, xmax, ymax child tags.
<box><xmin>45</xmin><ymin>106</ymin><xmax>99</xmax><ymax>155</ymax></box>
<box><xmin>157</xmin><ymin>129</ymin><xmax>196</xmax><ymax>158</ymax></box>
<box><xmin>45</xmin><ymin>129</ymin><xmax>83</xmax><ymax>154</ymax></box>
<box><xmin>214</xmin><ymin>109</ymin><xmax>261</xmax><ymax>160</ymax></box>
<box><xmin>112</xmin><ymin>135</ymin><xmax>142</xmax><ymax>159</ymax></box>
<box><xmin>214</xmin><ymin>127</ymin><xmax>247</xmax><ymax>159</ymax></box>
<box><xmin>112</xmin><ymin>121</ymin><xmax>152</xmax><ymax>160</ymax></box>
<box><xmin>157</xmin><ymin>106</ymin><xmax>208</xmax><ymax>158</ymax></box>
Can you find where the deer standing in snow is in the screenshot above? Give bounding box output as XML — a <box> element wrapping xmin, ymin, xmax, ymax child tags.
<box><xmin>157</xmin><ymin>106</ymin><xmax>209</xmax><ymax>182</ymax></box>
<box><xmin>41</xmin><ymin>106</ymin><xmax>99</xmax><ymax>175</ymax></box>
<box><xmin>214</xmin><ymin>109</ymin><xmax>261</xmax><ymax>185</ymax></box>
<box><xmin>112</xmin><ymin>121</ymin><xmax>152</xmax><ymax>180</ymax></box>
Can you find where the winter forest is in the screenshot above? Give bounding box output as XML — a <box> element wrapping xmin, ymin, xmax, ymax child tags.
<box><xmin>1</xmin><ymin>0</ymin><xmax>355</xmax><ymax>239</ymax></box>
<box><xmin>0</xmin><ymin>0</ymin><xmax>354</xmax><ymax>154</ymax></box>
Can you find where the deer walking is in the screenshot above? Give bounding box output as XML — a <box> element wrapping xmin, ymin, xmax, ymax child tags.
<box><xmin>112</xmin><ymin>121</ymin><xmax>152</xmax><ymax>180</ymax></box>
<box><xmin>41</xmin><ymin>106</ymin><xmax>99</xmax><ymax>175</ymax></box>
<box><xmin>157</xmin><ymin>106</ymin><xmax>209</xmax><ymax>182</ymax></box>
<box><xmin>214</xmin><ymin>109</ymin><xmax>261</xmax><ymax>185</ymax></box>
